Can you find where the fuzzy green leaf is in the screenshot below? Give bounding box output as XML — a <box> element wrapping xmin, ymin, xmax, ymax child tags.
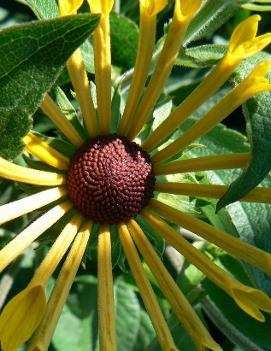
<box><xmin>184</xmin><ymin>0</ymin><xmax>238</xmax><ymax>45</ymax></box>
<box><xmin>0</xmin><ymin>14</ymin><xmax>99</xmax><ymax>159</ymax></box>
<box><xmin>110</xmin><ymin>13</ymin><xmax>139</xmax><ymax>71</ymax></box>
<box><xmin>176</xmin><ymin>45</ymin><xmax>226</xmax><ymax>68</ymax></box>
<box><xmin>17</xmin><ymin>0</ymin><xmax>58</xmax><ymax>19</ymax></box>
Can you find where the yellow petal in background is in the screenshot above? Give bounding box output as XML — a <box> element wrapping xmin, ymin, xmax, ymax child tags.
<box><xmin>175</xmin><ymin>0</ymin><xmax>202</xmax><ymax>22</ymax></box>
<box><xmin>140</xmin><ymin>0</ymin><xmax>168</xmax><ymax>16</ymax></box>
<box><xmin>88</xmin><ymin>0</ymin><xmax>114</xmax><ymax>15</ymax></box>
<box><xmin>23</xmin><ymin>132</ymin><xmax>69</xmax><ymax>170</ymax></box>
<box><xmin>127</xmin><ymin>0</ymin><xmax>201</xmax><ymax>140</ymax></box>
<box><xmin>58</xmin><ymin>0</ymin><xmax>84</xmax><ymax>16</ymax></box>
<box><xmin>119</xmin><ymin>0</ymin><xmax>164</xmax><ymax>135</ymax></box>
<box><xmin>229</xmin><ymin>14</ymin><xmax>260</xmax><ymax>48</ymax></box>
<box><xmin>87</xmin><ymin>0</ymin><xmax>113</xmax><ymax>134</ymax></box>
<box><xmin>0</xmin><ymin>285</ymin><xmax>46</xmax><ymax>351</ymax></box>
<box><xmin>231</xmin><ymin>285</ymin><xmax>271</xmax><ymax>322</ymax></box>
<box><xmin>227</xmin><ymin>15</ymin><xmax>271</xmax><ymax>61</ymax></box>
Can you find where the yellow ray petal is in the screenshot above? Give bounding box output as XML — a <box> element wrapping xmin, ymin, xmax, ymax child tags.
<box><xmin>154</xmin><ymin>153</ymin><xmax>251</xmax><ymax>175</ymax></box>
<box><xmin>98</xmin><ymin>225</ymin><xmax>116</xmax><ymax>351</ymax></box>
<box><xmin>127</xmin><ymin>0</ymin><xmax>202</xmax><ymax>140</ymax></box>
<box><xmin>0</xmin><ymin>156</ymin><xmax>65</xmax><ymax>186</ymax></box>
<box><xmin>41</xmin><ymin>95</ymin><xmax>83</xmax><ymax>147</ymax></box>
<box><xmin>0</xmin><ymin>187</ymin><xmax>66</xmax><ymax>225</ymax></box>
<box><xmin>87</xmin><ymin>0</ymin><xmax>113</xmax><ymax>134</ymax></box>
<box><xmin>128</xmin><ymin>220</ymin><xmax>221</xmax><ymax>351</ymax></box>
<box><xmin>118</xmin><ymin>0</ymin><xmax>167</xmax><ymax>135</ymax></box>
<box><xmin>30</xmin><ymin>214</ymin><xmax>83</xmax><ymax>286</ymax></box>
<box><xmin>88</xmin><ymin>0</ymin><xmax>114</xmax><ymax>15</ymax></box>
<box><xmin>66</xmin><ymin>49</ymin><xmax>97</xmax><ymax>137</ymax></box>
<box><xmin>23</xmin><ymin>132</ymin><xmax>70</xmax><ymax>170</ymax></box>
<box><xmin>155</xmin><ymin>182</ymin><xmax>271</xmax><ymax>204</ymax></box>
<box><xmin>143</xmin><ymin>16</ymin><xmax>271</xmax><ymax>152</ymax></box>
<box><xmin>58</xmin><ymin>0</ymin><xmax>84</xmax><ymax>15</ymax></box>
<box><xmin>141</xmin><ymin>208</ymin><xmax>271</xmax><ymax>321</ymax></box>
<box><xmin>0</xmin><ymin>285</ymin><xmax>46</xmax><ymax>351</ymax></box>
<box><xmin>152</xmin><ymin>59</ymin><xmax>271</xmax><ymax>163</ymax></box>
<box><xmin>0</xmin><ymin>201</ymin><xmax>72</xmax><ymax>274</ymax></box>
<box><xmin>118</xmin><ymin>223</ymin><xmax>178</xmax><ymax>351</ymax></box>
<box><xmin>28</xmin><ymin>221</ymin><xmax>92</xmax><ymax>351</ymax></box>
<box><xmin>0</xmin><ymin>215</ymin><xmax>83</xmax><ymax>351</ymax></box>
<box><xmin>140</xmin><ymin>0</ymin><xmax>168</xmax><ymax>16</ymax></box>
<box><xmin>58</xmin><ymin>0</ymin><xmax>97</xmax><ymax>137</ymax></box>
<box><xmin>149</xmin><ymin>199</ymin><xmax>271</xmax><ymax>276</ymax></box>
<box><xmin>227</xmin><ymin>15</ymin><xmax>271</xmax><ymax>60</ymax></box>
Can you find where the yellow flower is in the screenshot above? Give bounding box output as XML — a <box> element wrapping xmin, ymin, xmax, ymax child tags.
<box><xmin>0</xmin><ymin>1</ymin><xmax>271</xmax><ymax>350</ymax></box>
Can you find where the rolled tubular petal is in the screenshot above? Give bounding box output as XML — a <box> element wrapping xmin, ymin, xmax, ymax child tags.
<box><xmin>155</xmin><ymin>182</ymin><xmax>271</xmax><ymax>204</ymax></box>
<box><xmin>28</xmin><ymin>221</ymin><xmax>92</xmax><ymax>351</ymax></box>
<box><xmin>141</xmin><ymin>208</ymin><xmax>271</xmax><ymax>321</ymax></box>
<box><xmin>0</xmin><ymin>201</ymin><xmax>72</xmax><ymax>274</ymax></box>
<box><xmin>140</xmin><ymin>0</ymin><xmax>168</xmax><ymax>16</ymax></box>
<box><xmin>58</xmin><ymin>0</ymin><xmax>97</xmax><ymax>137</ymax></box>
<box><xmin>143</xmin><ymin>16</ymin><xmax>271</xmax><ymax>152</ymax></box>
<box><xmin>98</xmin><ymin>225</ymin><xmax>116</xmax><ymax>351</ymax></box>
<box><xmin>23</xmin><ymin>132</ymin><xmax>70</xmax><ymax>170</ymax></box>
<box><xmin>30</xmin><ymin>214</ymin><xmax>83</xmax><ymax>286</ymax></box>
<box><xmin>227</xmin><ymin>15</ymin><xmax>271</xmax><ymax>60</ymax></box>
<box><xmin>118</xmin><ymin>0</ymin><xmax>166</xmax><ymax>135</ymax></box>
<box><xmin>118</xmin><ymin>223</ymin><xmax>178</xmax><ymax>351</ymax></box>
<box><xmin>127</xmin><ymin>0</ymin><xmax>202</xmax><ymax>140</ymax></box>
<box><xmin>58</xmin><ymin>0</ymin><xmax>83</xmax><ymax>15</ymax></box>
<box><xmin>128</xmin><ymin>220</ymin><xmax>222</xmax><ymax>351</ymax></box>
<box><xmin>88</xmin><ymin>0</ymin><xmax>113</xmax><ymax>134</ymax></box>
<box><xmin>41</xmin><ymin>95</ymin><xmax>83</xmax><ymax>147</ymax></box>
<box><xmin>0</xmin><ymin>215</ymin><xmax>82</xmax><ymax>351</ymax></box>
<box><xmin>0</xmin><ymin>187</ymin><xmax>66</xmax><ymax>225</ymax></box>
<box><xmin>152</xmin><ymin>59</ymin><xmax>271</xmax><ymax>163</ymax></box>
<box><xmin>154</xmin><ymin>153</ymin><xmax>251</xmax><ymax>175</ymax></box>
<box><xmin>67</xmin><ymin>49</ymin><xmax>97</xmax><ymax>138</ymax></box>
<box><xmin>0</xmin><ymin>156</ymin><xmax>65</xmax><ymax>186</ymax></box>
<box><xmin>89</xmin><ymin>0</ymin><xmax>114</xmax><ymax>15</ymax></box>
<box><xmin>149</xmin><ymin>199</ymin><xmax>271</xmax><ymax>276</ymax></box>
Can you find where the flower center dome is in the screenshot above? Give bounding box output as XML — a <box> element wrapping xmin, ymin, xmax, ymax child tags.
<box><xmin>66</xmin><ymin>134</ymin><xmax>155</xmax><ymax>224</ymax></box>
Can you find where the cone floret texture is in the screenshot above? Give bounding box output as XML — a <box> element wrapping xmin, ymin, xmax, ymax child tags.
<box><xmin>66</xmin><ymin>134</ymin><xmax>155</xmax><ymax>223</ymax></box>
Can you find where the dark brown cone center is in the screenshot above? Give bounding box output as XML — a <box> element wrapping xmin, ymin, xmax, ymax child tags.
<box><xmin>66</xmin><ymin>134</ymin><xmax>155</xmax><ymax>224</ymax></box>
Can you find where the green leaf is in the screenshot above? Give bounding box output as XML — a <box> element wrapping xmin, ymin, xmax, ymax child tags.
<box><xmin>53</xmin><ymin>276</ymin><xmax>150</xmax><ymax>351</ymax></box>
<box><xmin>217</xmin><ymin>52</ymin><xmax>271</xmax><ymax>210</ymax></box>
<box><xmin>184</xmin><ymin>0</ymin><xmax>238</xmax><ymax>45</ymax></box>
<box><xmin>115</xmin><ymin>278</ymin><xmax>141</xmax><ymax>351</ymax></box>
<box><xmin>81</xmin><ymin>38</ymin><xmax>95</xmax><ymax>73</ymax></box>
<box><xmin>17</xmin><ymin>0</ymin><xmax>58</xmax><ymax>19</ymax></box>
<box><xmin>133</xmin><ymin>310</ymin><xmax>155</xmax><ymax>351</ymax></box>
<box><xmin>53</xmin><ymin>276</ymin><xmax>99</xmax><ymax>351</ymax></box>
<box><xmin>0</xmin><ymin>14</ymin><xmax>100</xmax><ymax>159</ymax></box>
<box><xmin>176</xmin><ymin>45</ymin><xmax>226</xmax><ymax>68</ymax></box>
<box><xmin>110</xmin><ymin>13</ymin><xmax>139</xmax><ymax>71</ymax></box>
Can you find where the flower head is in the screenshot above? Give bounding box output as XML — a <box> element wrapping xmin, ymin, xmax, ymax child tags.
<box><xmin>1</xmin><ymin>1</ymin><xmax>271</xmax><ymax>351</ymax></box>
